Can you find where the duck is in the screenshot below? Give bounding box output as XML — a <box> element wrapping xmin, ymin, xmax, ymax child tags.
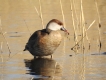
<box><xmin>24</xmin><ymin>19</ymin><xmax>69</xmax><ymax>57</ymax></box>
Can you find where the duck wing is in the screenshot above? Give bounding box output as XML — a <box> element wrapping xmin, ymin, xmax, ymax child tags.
<box><xmin>23</xmin><ymin>29</ymin><xmax>47</xmax><ymax>51</ymax></box>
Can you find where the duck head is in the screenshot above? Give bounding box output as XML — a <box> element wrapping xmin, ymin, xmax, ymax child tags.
<box><xmin>46</xmin><ymin>19</ymin><xmax>69</xmax><ymax>35</ymax></box>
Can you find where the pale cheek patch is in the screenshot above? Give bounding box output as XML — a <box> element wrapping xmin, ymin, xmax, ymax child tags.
<box><xmin>48</xmin><ymin>22</ymin><xmax>62</xmax><ymax>31</ymax></box>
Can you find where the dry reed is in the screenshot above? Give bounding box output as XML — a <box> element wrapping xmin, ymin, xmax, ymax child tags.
<box><xmin>39</xmin><ymin>0</ymin><xmax>44</xmax><ymax>29</ymax></box>
<box><xmin>60</xmin><ymin>0</ymin><xmax>66</xmax><ymax>55</ymax></box>
<box><xmin>0</xmin><ymin>16</ymin><xmax>11</xmax><ymax>57</ymax></box>
<box><xmin>71</xmin><ymin>20</ymin><xmax>95</xmax><ymax>50</ymax></box>
<box><xmin>33</xmin><ymin>1</ymin><xmax>44</xmax><ymax>29</ymax></box>
<box><xmin>70</xmin><ymin>0</ymin><xmax>86</xmax><ymax>50</ymax></box>
<box><xmin>6</xmin><ymin>50</ymin><xmax>23</xmax><ymax>62</ymax></box>
<box><xmin>72</xmin><ymin>0</ymin><xmax>79</xmax><ymax>30</ymax></box>
<box><xmin>80</xmin><ymin>0</ymin><xmax>86</xmax><ymax>50</ymax></box>
<box><xmin>30</xmin><ymin>1</ymin><xmax>44</xmax><ymax>29</ymax></box>
<box><xmin>24</xmin><ymin>20</ymin><xmax>32</xmax><ymax>36</ymax></box>
<box><xmin>34</xmin><ymin>6</ymin><xmax>41</xmax><ymax>18</ymax></box>
<box><xmin>86</xmin><ymin>20</ymin><xmax>96</xmax><ymax>49</ymax></box>
<box><xmin>94</xmin><ymin>0</ymin><xmax>102</xmax><ymax>50</ymax></box>
<box><xmin>70</xmin><ymin>0</ymin><xmax>78</xmax><ymax>44</ymax></box>
<box><xmin>59</xmin><ymin>0</ymin><xmax>67</xmax><ymax>72</ymax></box>
<box><xmin>30</xmin><ymin>0</ymin><xmax>44</xmax><ymax>29</ymax></box>
<box><xmin>0</xmin><ymin>42</ymin><xmax>3</xmax><ymax>62</ymax></box>
<box><xmin>70</xmin><ymin>0</ymin><xmax>96</xmax><ymax>51</ymax></box>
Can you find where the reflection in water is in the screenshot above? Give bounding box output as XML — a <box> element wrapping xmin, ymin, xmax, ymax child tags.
<box><xmin>24</xmin><ymin>58</ymin><xmax>62</xmax><ymax>80</ymax></box>
<box><xmin>91</xmin><ymin>52</ymin><xmax>106</xmax><ymax>55</ymax></box>
<box><xmin>102</xmin><ymin>52</ymin><xmax>106</xmax><ymax>55</ymax></box>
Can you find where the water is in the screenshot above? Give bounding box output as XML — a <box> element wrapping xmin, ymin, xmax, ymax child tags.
<box><xmin>0</xmin><ymin>0</ymin><xmax>106</xmax><ymax>80</ymax></box>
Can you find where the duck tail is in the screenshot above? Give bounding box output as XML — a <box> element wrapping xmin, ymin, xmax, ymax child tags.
<box><xmin>23</xmin><ymin>48</ymin><xmax>27</xmax><ymax>51</ymax></box>
<box><xmin>23</xmin><ymin>43</ymin><xmax>28</xmax><ymax>51</ymax></box>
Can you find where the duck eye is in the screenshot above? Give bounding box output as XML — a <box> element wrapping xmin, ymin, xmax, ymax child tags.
<box><xmin>60</xmin><ymin>28</ymin><xmax>63</xmax><ymax>31</ymax></box>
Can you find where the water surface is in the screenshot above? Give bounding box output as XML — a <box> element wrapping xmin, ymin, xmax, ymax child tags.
<box><xmin>0</xmin><ymin>0</ymin><xmax>106</xmax><ymax>80</ymax></box>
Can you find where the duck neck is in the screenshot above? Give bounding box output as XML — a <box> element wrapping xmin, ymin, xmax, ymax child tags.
<box><xmin>46</xmin><ymin>28</ymin><xmax>52</xmax><ymax>34</ymax></box>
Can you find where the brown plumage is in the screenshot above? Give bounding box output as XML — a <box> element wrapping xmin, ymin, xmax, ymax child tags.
<box><xmin>24</xmin><ymin>19</ymin><xmax>69</xmax><ymax>57</ymax></box>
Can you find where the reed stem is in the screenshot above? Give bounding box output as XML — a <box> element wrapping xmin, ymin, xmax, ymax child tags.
<box><xmin>39</xmin><ymin>0</ymin><xmax>44</xmax><ymax>29</ymax></box>
<box><xmin>24</xmin><ymin>20</ymin><xmax>32</xmax><ymax>35</ymax></box>
<box><xmin>0</xmin><ymin>16</ymin><xmax>11</xmax><ymax>57</ymax></box>
<box><xmin>60</xmin><ymin>0</ymin><xmax>66</xmax><ymax>54</ymax></box>
<box><xmin>94</xmin><ymin>0</ymin><xmax>102</xmax><ymax>50</ymax></box>
<box><xmin>0</xmin><ymin>42</ymin><xmax>3</xmax><ymax>62</ymax></box>
<box><xmin>72</xmin><ymin>0</ymin><xmax>79</xmax><ymax>30</ymax></box>
<box><xmin>71</xmin><ymin>20</ymin><xmax>95</xmax><ymax>49</ymax></box>
<box><xmin>34</xmin><ymin>6</ymin><xmax>41</xmax><ymax>18</ymax></box>
<box><xmin>70</xmin><ymin>0</ymin><xmax>78</xmax><ymax>44</ymax></box>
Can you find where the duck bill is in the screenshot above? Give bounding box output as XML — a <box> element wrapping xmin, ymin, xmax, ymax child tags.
<box><xmin>61</xmin><ymin>27</ymin><xmax>69</xmax><ymax>35</ymax></box>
